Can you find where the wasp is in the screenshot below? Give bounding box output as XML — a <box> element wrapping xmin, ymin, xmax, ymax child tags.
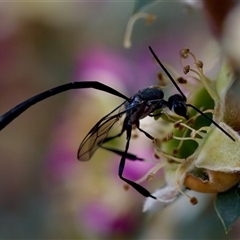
<box><xmin>0</xmin><ymin>47</ymin><xmax>234</xmax><ymax>200</ymax></box>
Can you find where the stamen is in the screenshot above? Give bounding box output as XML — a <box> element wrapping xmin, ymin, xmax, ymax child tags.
<box><xmin>187</xmin><ymin>109</ymin><xmax>214</xmax><ymax>123</ymax></box>
<box><xmin>156</xmin><ymin>196</ymin><xmax>178</xmax><ymax>203</ymax></box>
<box><xmin>179</xmin><ymin>48</ymin><xmax>217</xmax><ymax>100</ymax></box>
<box><xmin>178</xmin><ymin>122</ymin><xmax>197</xmax><ymax>132</ymax></box>
<box><xmin>173</xmin><ymin>119</ymin><xmax>183</xmax><ymax>129</ymax></box>
<box><xmin>183</xmin><ymin>65</ymin><xmax>190</xmax><ymax>74</ymax></box>
<box><xmin>154</xmin><ymin>139</ymin><xmax>184</xmax><ymax>163</ymax></box>
<box><xmin>147</xmin><ymin>173</ymin><xmax>155</xmax><ymax>181</ymax></box>
<box><xmin>134</xmin><ymin>161</ymin><xmax>166</xmax><ymax>184</ymax></box>
<box><xmin>165</xmin><ymin>132</ymin><xmax>173</xmax><ymax>141</ymax></box>
<box><xmin>194</xmin><ymin>126</ymin><xmax>210</xmax><ymax>137</ymax></box>
<box><xmin>180</xmin><ymin>48</ymin><xmax>204</xmax><ymax>76</ymax></box>
<box><xmin>173</xmin><ymin>121</ymin><xmax>187</xmax><ymax>150</ymax></box>
<box><xmin>188</xmin><ymin>51</ymin><xmax>198</xmax><ymax>63</ymax></box>
<box><xmin>177</xmin><ymin>77</ymin><xmax>188</xmax><ymax>84</ymax></box>
<box><xmin>173</xmin><ymin>149</ymin><xmax>179</xmax><ymax>155</ymax></box>
<box><xmin>157</xmin><ymin>109</ymin><xmax>214</xmax><ymax>161</ymax></box>
<box><xmin>180</xmin><ymin>48</ymin><xmax>198</xmax><ymax>63</ymax></box>
<box><xmin>179</xmin><ymin>187</ymin><xmax>198</xmax><ymax>205</ymax></box>
<box><xmin>159</xmin><ymin>150</ymin><xmax>185</xmax><ymax>163</ymax></box>
<box><xmin>158</xmin><ymin>72</ymin><xmax>168</xmax><ymax>86</ymax></box>
<box><xmin>174</xmin><ymin>122</ymin><xmax>210</xmax><ymax>141</ymax></box>
<box><xmin>173</xmin><ymin>135</ymin><xmax>196</xmax><ymax>141</ymax></box>
<box><xmin>175</xmin><ymin>164</ymin><xmax>198</xmax><ymax>205</ymax></box>
<box><xmin>187</xmin><ymin>68</ymin><xmax>202</xmax><ymax>78</ymax></box>
<box><xmin>180</xmin><ymin>48</ymin><xmax>190</xmax><ymax>58</ymax></box>
<box><xmin>123</xmin><ymin>13</ymin><xmax>156</xmax><ymax>48</ymax></box>
<box><xmin>174</xmin><ymin>122</ymin><xmax>198</xmax><ymax>153</ymax></box>
<box><xmin>190</xmin><ymin>197</ymin><xmax>198</xmax><ymax>205</ymax></box>
<box><xmin>161</xmin><ymin>110</ymin><xmax>183</xmax><ymax>122</ymax></box>
<box><xmin>195</xmin><ymin>60</ymin><xmax>203</xmax><ymax>69</ymax></box>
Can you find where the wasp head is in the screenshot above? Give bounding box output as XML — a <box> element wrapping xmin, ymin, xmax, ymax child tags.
<box><xmin>168</xmin><ymin>94</ymin><xmax>188</xmax><ymax>119</ymax></box>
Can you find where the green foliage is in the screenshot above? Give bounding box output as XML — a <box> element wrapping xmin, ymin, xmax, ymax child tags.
<box><xmin>215</xmin><ymin>184</ymin><xmax>240</xmax><ymax>233</ymax></box>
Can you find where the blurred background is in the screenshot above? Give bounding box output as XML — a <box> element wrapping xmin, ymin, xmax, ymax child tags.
<box><xmin>0</xmin><ymin>1</ymin><xmax>239</xmax><ymax>239</ymax></box>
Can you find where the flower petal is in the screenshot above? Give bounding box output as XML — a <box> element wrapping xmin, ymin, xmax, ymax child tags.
<box><xmin>143</xmin><ymin>186</ymin><xmax>179</xmax><ymax>213</ymax></box>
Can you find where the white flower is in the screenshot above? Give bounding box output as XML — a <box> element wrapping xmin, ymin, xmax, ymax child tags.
<box><xmin>143</xmin><ymin>186</ymin><xmax>180</xmax><ymax>213</ymax></box>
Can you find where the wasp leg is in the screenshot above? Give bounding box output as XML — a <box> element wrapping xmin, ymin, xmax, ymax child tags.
<box><xmin>100</xmin><ymin>145</ymin><xmax>145</xmax><ymax>161</ymax></box>
<box><xmin>99</xmin><ymin>129</ymin><xmax>145</xmax><ymax>161</ymax></box>
<box><xmin>135</xmin><ymin>121</ymin><xmax>154</xmax><ymax>140</ymax></box>
<box><xmin>118</xmin><ymin>122</ymin><xmax>156</xmax><ymax>199</ymax></box>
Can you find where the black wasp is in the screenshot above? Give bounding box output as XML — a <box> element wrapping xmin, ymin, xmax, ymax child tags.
<box><xmin>0</xmin><ymin>46</ymin><xmax>234</xmax><ymax>200</ymax></box>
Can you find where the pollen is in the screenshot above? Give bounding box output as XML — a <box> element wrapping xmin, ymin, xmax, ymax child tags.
<box><xmin>190</xmin><ymin>197</ymin><xmax>198</xmax><ymax>205</ymax></box>
<box><xmin>147</xmin><ymin>173</ymin><xmax>154</xmax><ymax>181</ymax></box>
<box><xmin>183</xmin><ymin>65</ymin><xmax>190</xmax><ymax>74</ymax></box>
<box><xmin>165</xmin><ymin>132</ymin><xmax>173</xmax><ymax>141</ymax></box>
<box><xmin>180</xmin><ymin>48</ymin><xmax>190</xmax><ymax>58</ymax></box>
<box><xmin>174</xmin><ymin>120</ymin><xmax>182</xmax><ymax>128</ymax></box>
<box><xmin>158</xmin><ymin>72</ymin><xmax>167</xmax><ymax>86</ymax></box>
<box><xmin>177</xmin><ymin>77</ymin><xmax>188</xmax><ymax>84</ymax></box>
<box><xmin>195</xmin><ymin>60</ymin><xmax>204</xmax><ymax>69</ymax></box>
<box><xmin>174</xmin><ymin>120</ymin><xmax>184</xmax><ymax>131</ymax></box>
<box><xmin>173</xmin><ymin>149</ymin><xmax>179</xmax><ymax>155</ymax></box>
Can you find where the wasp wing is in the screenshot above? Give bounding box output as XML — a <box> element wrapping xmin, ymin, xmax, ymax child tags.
<box><xmin>77</xmin><ymin>101</ymin><xmax>130</xmax><ymax>161</ymax></box>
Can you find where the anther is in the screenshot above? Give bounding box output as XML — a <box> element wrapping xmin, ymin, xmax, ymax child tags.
<box><xmin>190</xmin><ymin>197</ymin><xmax>198</xmax><ymax>205</ymax></box>
<box><xmin>183</xmin><ymin>65</ymin><xmax>190</xmax><ymax>74</ymax></box>
<box><xmin>147</xmin><ymin>173</ymin><xmax>155</xmax><ymax>181</ymax></box>
<box><xmin>158</xmin><ymin>72</ymin><xmax>167</xmax><ymax>86</ymax></box>
<box><xmin>195</xmin><ymin>60</ymin><xmax>203</xmax><ymax>69</ymax></box>
<box><xmin>145</xmin><ymin>14</ymin><xmax>156</xmax><ymax>24</ymax></box>
<box><xmin>174</xmin><ymin>120</ymin><xmax>182</xmax><ymax>128</ymax></box>
<box><xmin>173</xmin><ymin>149</ymin><xmax>179</xmax><ymax>155</ymax></box>
<box><xmin>165</xmin><ymin>132</ymin><xmax>173</xmax><ymax>141</ymax></box>
<box><xmin>177</xmin><ymin>77</ymin><xmax>188</xmax><ymax>84</ymax></box>
<box><xmin>180</xmin><ymin>48</ymin><xmax>190</xmax><ymax>58</ymax></box>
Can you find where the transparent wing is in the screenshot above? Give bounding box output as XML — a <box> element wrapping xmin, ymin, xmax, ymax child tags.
<box><xmin>77</xmin><ymin>101</ymin><xmax>130</xmax><ymax>161</ymax></box>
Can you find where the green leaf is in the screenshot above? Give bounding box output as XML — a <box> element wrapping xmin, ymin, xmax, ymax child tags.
<box><xmin>133</xmin><ymin>0</ymin><xmax>157</xmax><ymax>13</ymax></box>
<box><xmin>214</xmin><ymin>184</ymin><xmax>240</xmax><ymax>233</ymax></box>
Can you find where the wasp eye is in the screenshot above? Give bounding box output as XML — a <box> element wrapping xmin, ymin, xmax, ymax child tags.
<box><xmin>168</xmin><ymin>94</ymin><xmax>188</xmax><ymax>119</ymax></box>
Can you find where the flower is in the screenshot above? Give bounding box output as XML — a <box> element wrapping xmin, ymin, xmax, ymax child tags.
<box><xmin>142</xmin><ymin>47</ymin><xmax>240</xmax><ymax>229</ymax></box>
<box><xmin>143</xmin><ymin>186</ymin><xmax>180</xmax><ymax>213</ymax></box>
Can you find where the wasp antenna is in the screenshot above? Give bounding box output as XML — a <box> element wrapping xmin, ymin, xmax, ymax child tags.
<box><xmin>187</xmin><ymin>104</ymin><xmax>235</xmax><ymax>142</ymax></box>
<box><xmin>149</xmin><ymin>46</ymin><xmax>186</xmax><ymax>101</ymax></box>
<box><xmin>0</xmin><ymin>81</ymin><xmax>129</xmax><ymax>131</ymax></box>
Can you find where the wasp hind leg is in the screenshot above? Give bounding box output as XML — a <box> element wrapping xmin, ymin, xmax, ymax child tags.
<box><xmin>118</xmin><ymin>122</ymin><xmax>156</xmax><ymax>199</ymax></box>
<box><xmin>98</xmin><ymin>121</ymin><xmax>156</xmax><ymax>199</ymax></box>
<box><xmin>100</xmin><ymin>145</ymin><xmax>145</xmax><ymax>161</ymax></box>
<box><xmin>99</xmin><ymin>124</ymin><xmax>146</xmax><ymax>162</ymax></box>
